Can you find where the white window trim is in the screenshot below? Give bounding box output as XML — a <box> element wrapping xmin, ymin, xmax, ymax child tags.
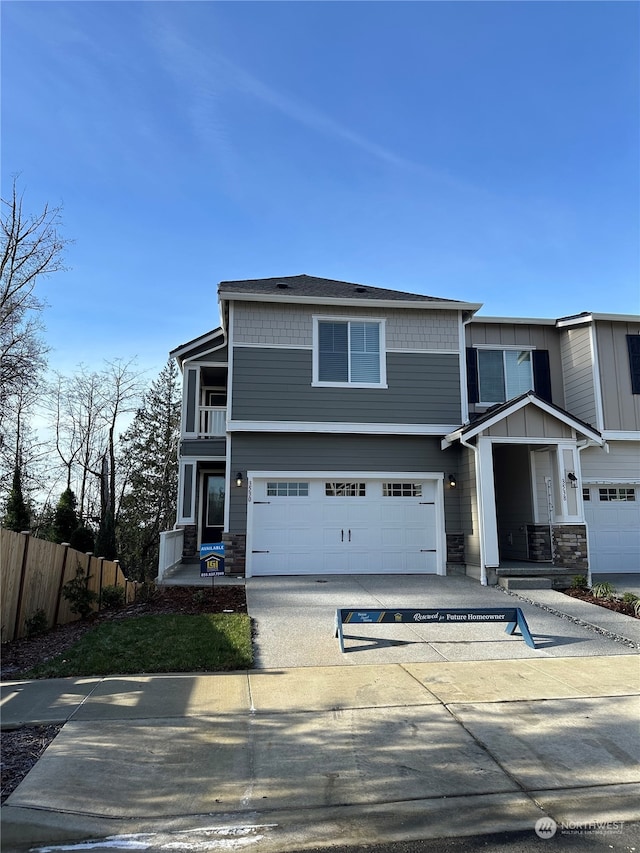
<box><xmin>475</xmin><ymin>345</ymin><xmax>535</xmax><ymax>405</ymax></box>
<box><xmin>312</xmin><ymin>315</ymin><xmax>388</xmax><ymax>388</ymax></box>
<box><xmin>177</xmin><ymin>458</ymin><xmax>199</xmax><ymax>524</ymax></box>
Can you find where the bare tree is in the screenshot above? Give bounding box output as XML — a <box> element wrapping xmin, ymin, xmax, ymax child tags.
<box><xmin>1</xmin><ymin>177</ymin><xmax>68</xmax><ymax>419</ymax></box>
<box><xmin>45</xmin><ymin>359</ymin><xmax>145</xmax><ymax>554</ymax></box>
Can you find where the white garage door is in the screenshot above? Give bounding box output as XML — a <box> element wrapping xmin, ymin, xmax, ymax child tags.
<box><xmin>247</xmin><ymin>475</ymin><xmax>443</xmax><ymax>576</ymax></box>
<box><xmin>584</xmin><ymin>485</ymin><xmax>640</xmax><ymax>573</ymax></box>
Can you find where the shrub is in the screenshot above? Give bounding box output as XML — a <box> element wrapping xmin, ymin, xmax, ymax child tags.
<box><xmin>571</xmin><ymin>574</ymin><xmax>589</xmax><ymax>590</ymax></box>
<box><xmin>591</xmin><ymin>582</ymin><xmax>616</xmax><ymax>600</ymax></box>
<box><xmin>622</xmin><ymin>592</ymin><xmax>639</xmax><ymax>605</ymax></box>
<box><xmin>62</xmin><ymin>563</ymin><xmax>98</xmax><ymax>619</ymax></box>
<box><xmin>100</xmin><ymin>585</ymin><xmax>125</xmax><ymax>610</ymax></box>
<box><xmin>25</xmin><ymin>608</ymin><xmax>48</xmax><ymax>637</ymax></box>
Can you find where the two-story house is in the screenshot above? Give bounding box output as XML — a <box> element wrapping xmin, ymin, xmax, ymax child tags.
<box><xmin>161</xmin><ymin>275</ymin><xmax>640</xmax><ymax>586</ymax></box>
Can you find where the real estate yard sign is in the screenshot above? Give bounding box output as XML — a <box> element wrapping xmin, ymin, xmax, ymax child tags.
<box><xmin>200</xmin><ymin>543</ymin><xmax>225</xmax><ymax>577</ymax></box>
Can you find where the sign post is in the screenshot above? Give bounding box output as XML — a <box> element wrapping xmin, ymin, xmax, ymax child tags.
<box><xmin>334</xmin><ymin>607</ymin><xmax>536</xmax><ymax>652</ymax></box>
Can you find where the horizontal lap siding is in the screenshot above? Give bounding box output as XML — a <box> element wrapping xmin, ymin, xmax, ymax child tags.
<box><xmin>231</xmin><ymin>347</ymin><xmax>461</xmax><ymax>424</ymax></box>
<box><xmin>581</xmin><ymin>441</ymin><xmax>640</xmax><ymax>482</ymax></box>
<box><xmin>180</xmin><ymin>439</ymin><xmax>226</xmax><ymax>458</ymax></box>
<box><xmin>561</xmin><ymin>327</ymin><xmax>597</xmax><ymax>427</ymax></box>
<box><xmin>230</xmin><ymin>433</ymin><xmax>461</xmax><ymax>533</ymax></box>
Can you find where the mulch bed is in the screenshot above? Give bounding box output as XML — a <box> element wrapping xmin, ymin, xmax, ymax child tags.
<box><xmin>0</xmin><ymin>584</ymin><xmax>247</xmax><ymax>804</ymax></box>
<box><xmin>562</xmin><ymin>587</ymin><xmax>639</xmax><ymax>618</ymax></box>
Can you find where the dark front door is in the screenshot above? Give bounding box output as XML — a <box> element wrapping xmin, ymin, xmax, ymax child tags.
<box><xmin>202</xmin><ymin>474</ymin><xmax>225</xmax><ymax>545</ymax></box>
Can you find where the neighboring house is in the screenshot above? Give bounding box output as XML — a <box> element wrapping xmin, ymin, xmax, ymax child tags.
<box><xmin>163</xmin><ymin>275</ymin><xmax>640</xmax><ymax>585</ymax></box>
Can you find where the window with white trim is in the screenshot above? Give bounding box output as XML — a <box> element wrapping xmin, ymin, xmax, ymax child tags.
<box><xmin>267</xmin><ymin>482</ymin><xmax>309</xmax><ymax>497</ymax></box>
<box><xmin>325</xmin><ymin>482</ymin><xmax>366</xmax><ymax>497</ymax></box>
<box><xmin>598</xmin><ymin>487</ymin><xmax>636</xmax><ymax>502</ymax></box>
<box><xmin>383</xmin><ymin>483</ymin><xmax>423</xmax><ymax>497</ymax></box>
<box><xmin>476</xmin><ymin>348</ymin><xmax>533</xmax><ymax>403</ymax></box>
<box><xmin>314</xmin><ymin>319</ymin><xmax>386</xmax><ymax>386</ymax></box>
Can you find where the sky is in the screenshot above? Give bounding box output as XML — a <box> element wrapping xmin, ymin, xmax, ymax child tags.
<box><xmin>2</xmin><ymin>0</ymin><xmax>639</xmax><ymax>379</ymax></box>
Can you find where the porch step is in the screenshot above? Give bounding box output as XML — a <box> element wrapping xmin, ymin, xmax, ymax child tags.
<box><xmin>496</xmin><ymin>565</ymin><xmax>555</xmax><ymax>577</ymax></box>
<box><xmin>498</xmin><ymin>577</ymin><xmax>553</xmax><ymax>590</ymax></box>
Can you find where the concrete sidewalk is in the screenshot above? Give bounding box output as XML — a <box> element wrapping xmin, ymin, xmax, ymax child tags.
<box><xmin>2</xmin><ymin>655</ymin><xmax>639</xmax><ymax>852</ymax></box>
<box><xmin>2</xmin><ymin>574</ymin><xmax>639</xmax><ymax>852</ymax></box>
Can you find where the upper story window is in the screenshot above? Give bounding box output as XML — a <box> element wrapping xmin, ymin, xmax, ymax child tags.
<box><xmin>476</xmin><ymin>348</ymin><xmax>534</xmax><ymax>404</ymax></box>
<box><xmin>313</xmin><ymin>318</ymin><xmax>387</xmax><ymax>387</ymax></box>
<box><xmin>627</xmin><ymin>335</ymin><xmax>640</xmax><ymax>394</ymax></box>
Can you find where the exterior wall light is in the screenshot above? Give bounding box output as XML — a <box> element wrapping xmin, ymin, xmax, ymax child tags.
<box><xmin>567</xmin><ymin>472</ymin><xmax>578</xmax><ymax>488</ymax></box>
<box><xmin>235</xmin><ymin>472</ymin><xmax>244</xmax><ymax>488</ymax></box>
<box><xmin>448</xmin><ymin>474</ymin><xmax>457</xmax><ymax>488</ymax></box>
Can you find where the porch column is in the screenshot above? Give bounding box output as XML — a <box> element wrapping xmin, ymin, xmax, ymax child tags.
<box><xmin>552</xmin><ymin>443</ymin><xmax>582</xmax><ymax>523</ymax></box>
<box><xmin>477</xmin><ymin>437</ymin><xmax>499</xmax><ymax>569</ymax></box>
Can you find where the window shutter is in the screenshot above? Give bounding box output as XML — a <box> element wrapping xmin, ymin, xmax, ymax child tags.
<box><xmin>627</xmin><ymin>335</ymin><xmax>640</xmax><ymax>394</ymax></box>
<box><xmin>532</xmin><ymin>350</ymin><xmax>552</xmax><ymax>403</ymax></box>
<box><xmin>466</xmin><ymin>348</ymin><xmax>478</xmax><ymax>404</ymax></box>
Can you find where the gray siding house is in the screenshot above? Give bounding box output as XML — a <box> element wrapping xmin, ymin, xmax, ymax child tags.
<box><xmin>161</xmin><ymin>276</ymin><xmax>640</xmax><ymax>585</ymax></box>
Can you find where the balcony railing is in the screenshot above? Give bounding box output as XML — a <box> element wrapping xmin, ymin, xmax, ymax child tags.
<box><xmin>198</xmin><ymin>406</ymin><xmax>226</xmax><ymax>437</ymax></box>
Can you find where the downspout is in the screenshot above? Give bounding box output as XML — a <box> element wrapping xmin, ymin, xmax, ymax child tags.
<box><xmin>460</xmin><ymin>435</ymin><xmax>487</xmax><ymax>586</ymax></box>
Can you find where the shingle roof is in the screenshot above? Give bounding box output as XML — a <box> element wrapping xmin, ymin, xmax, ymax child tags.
<box><xmin>218</xmin><ymin>274</ymin><xmax>467</xmax><ymax>304</ymax></box>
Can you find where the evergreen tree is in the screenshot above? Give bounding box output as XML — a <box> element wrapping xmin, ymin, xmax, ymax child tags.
<box><xmin>95</xmin><ymin>509</ymin><xmax>116</xmax><ymax>559</ymax></box>
<box><xmin>69</xmin><ymin>523</ymin><xmax>95</xmax><ymax>553</ymax></box>
<box><xmin>4</xmin><ymin>465</ymin><xmax>31</xmax><ymax>531</ymax></box>
<box><xmin>52</xmin><ymin>487</ymin><xmax>79</xmax><ymax>543</ymax></box>
<box><xmin>116</xmin><ymin>359</ymin><xmax>180</xmax><ymax>580</ymax></box>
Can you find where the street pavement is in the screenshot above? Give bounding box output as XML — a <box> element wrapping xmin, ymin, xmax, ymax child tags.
<box><xmin>1</xmin><ymin>573</ymin><xmax>639</xmax><ymax>852</ymax></box>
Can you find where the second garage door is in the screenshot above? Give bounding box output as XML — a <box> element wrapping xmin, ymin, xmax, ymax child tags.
<box><xmin>246</xmin><ymin>475</ymin><xmax>444</xmax><ymax>576</ymax></box>
<box><xmin>584</xmin><ymin>484</ymin><xmax>640</xmax><ymax>573</ymax></box>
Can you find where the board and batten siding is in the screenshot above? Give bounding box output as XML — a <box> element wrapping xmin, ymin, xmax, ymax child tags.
<box><xmin>231</xmin><ymin>347</ymin><xmax>461</xmax><ymax>424</ymax></box>
<box><xmin>595</xmin><ymin>321</ymin><xmax>640</xmax><ymax>432</ymax></box>
<box><xmin>229</xmin><ymin>433</ymin><xmax>461</xmax><ymax>533</ymax></box>
<box><xmin>232</xmin><ymin>301</ymin><xmax>460</xmax><ymax>351</ymax></box>
<box><xmin>560</xmin><ymin>326</ymin><xmax>597</xmax><ymax>427</ymax></box>
<box><xmin>484</xmin><ymin>407</ymin><xmax>573</xmax><ymax>439</ymax></box>
<box><xmin>466</xmin><ymin>321</ymin><xmax>564</xmax><ymax>407</ymax></box>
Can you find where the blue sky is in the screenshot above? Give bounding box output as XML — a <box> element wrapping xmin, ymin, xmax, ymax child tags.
<box><xmin>2</xmin><ymin>0</ymin><xmax>638</xmax><ymax>377</ymax></box>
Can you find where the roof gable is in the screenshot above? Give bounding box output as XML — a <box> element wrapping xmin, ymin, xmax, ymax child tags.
<box><xmin>443</xmin><ymin>392</ymin><xmax>603</xmax><ymax>447</ymax></box>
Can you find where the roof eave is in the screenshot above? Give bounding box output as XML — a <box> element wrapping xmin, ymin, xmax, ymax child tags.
<box><xmin>218</xmin><ymin>291</ymin><xmax>482</xmax><ymax>313</ymax></box>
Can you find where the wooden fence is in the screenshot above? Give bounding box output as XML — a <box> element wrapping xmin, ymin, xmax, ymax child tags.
<box><xmin>1</xmin><ymin>528</ymin><xmax>142</xmax><ymax>642</ymax></box>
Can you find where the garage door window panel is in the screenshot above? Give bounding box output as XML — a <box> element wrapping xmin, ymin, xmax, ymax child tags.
<box><xmin>598</xmin><ymin>487</ymin><xmax>636</xmax><ymax>502</ymax></box>
<box><xmin>266</xmin><ymin>482</ymin><xmax>309</xmax><ymax>497</ymax></box>
<box><xmin>383</xmin><ymin>483</ymin><xmax>423</xmax><ymax>497</ymax></box>
<box><xmin>325</xmin><ymin>482</ymin><xmax>366</xmax><ymax>497</ymax></box>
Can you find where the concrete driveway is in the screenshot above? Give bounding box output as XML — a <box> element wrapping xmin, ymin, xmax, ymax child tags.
<box><xmin>246</xmin><ymin>574</ymin><xmax>639</xmax><ymax>668</ymax></box>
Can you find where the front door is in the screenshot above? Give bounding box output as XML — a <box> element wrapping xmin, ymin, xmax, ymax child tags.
<box><xmin>202</xmin><ymin>473</ymin><xmax>225</xmax><ymax>545</ymax></box>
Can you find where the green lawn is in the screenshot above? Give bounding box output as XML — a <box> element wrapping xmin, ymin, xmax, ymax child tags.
<box><xmin>25</xmin><ymin>613</ymin><xmax>253</xmax><ymax>678</ymax></box>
